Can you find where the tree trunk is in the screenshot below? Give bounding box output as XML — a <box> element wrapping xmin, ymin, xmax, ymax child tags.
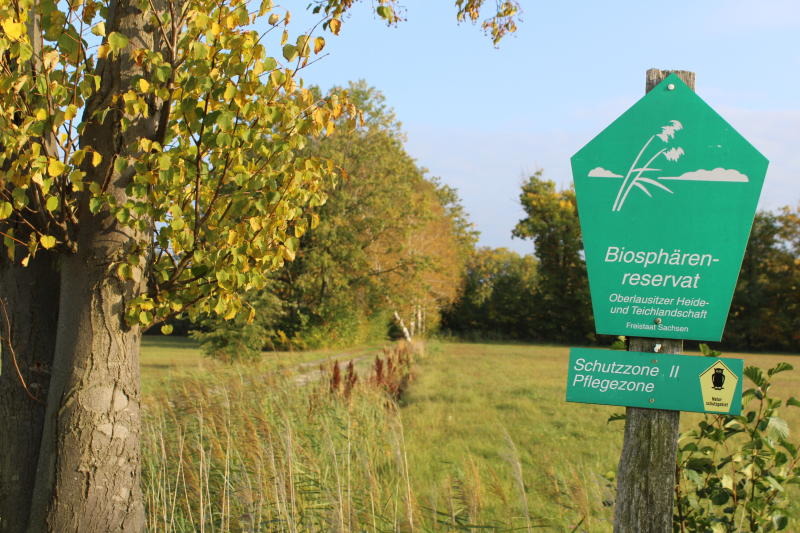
<box><xmin>28</xmin><ymin>249</ymin><xmax>146</xmax><ymax>532</ymax></box>
<box><xmin>394</xmin><ymin>311</ymin><xmax>413</xmax><ymax>342</ymax></box>
<box><xmin>0</xmin><ymin>6</ymin><xmax>62</xmax><ymax>529</ymax></box>
<box><xmin>0</xmin><ymin>253</ymin><xmax>59</xmax><ymax>532</ymax></box>
<box><xmin>26</xmin><ymin>0</ymin><xmax>159</xmax><ymax>529</ymax></box>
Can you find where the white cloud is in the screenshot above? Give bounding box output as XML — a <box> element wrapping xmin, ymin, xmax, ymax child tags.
<box><xmin>660</xmin><ymin>168</ymin><xmax>749</xmax><ymax>182</ymax></box>
<box><xmin>588</xmin><ymin>167</ymin><xmax>623</xmax><ymax>178</ymax></box>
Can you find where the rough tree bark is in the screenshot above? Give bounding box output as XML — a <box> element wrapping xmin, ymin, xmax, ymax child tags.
<box><xmin>613</xmin><ymin>68</ymin><xmax>695</xmax><ymax>533</ymax></box>
<box><xmin>0</xmin><ymin>7</ymin><xmax>61</xmax><ymax>530</ymax></box>
<box><xmin>0</xmin><ymin>254</ymin><xmax>59</xmax><ymax>532</ymax></box>
<box><xmin>613</xmin><ymin>337</ymin><xmax>683</xmax><ymax>532</ymax></box>
<box><xmin>27</xmin><ymin>1</ymin><xmax>161</xmax><ymax>530</ymax></box>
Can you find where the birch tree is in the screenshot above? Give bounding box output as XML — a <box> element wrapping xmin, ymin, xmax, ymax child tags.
<box><xmin>0</xmin><ymin>1</ymin><xmax>519</xmax><ymax>530</ymax></box>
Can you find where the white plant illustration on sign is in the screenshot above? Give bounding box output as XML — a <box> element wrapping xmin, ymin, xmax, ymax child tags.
<box><xmin>588</xmin><ymin>120</ymin><xmax>749</xmax><ymax>211</ymax></box>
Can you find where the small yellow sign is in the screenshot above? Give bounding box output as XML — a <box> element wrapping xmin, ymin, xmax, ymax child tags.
<box><xmin>699</xmin><ymin>360</ymin><xmax>738</xmax><ymax>412</ymax></box>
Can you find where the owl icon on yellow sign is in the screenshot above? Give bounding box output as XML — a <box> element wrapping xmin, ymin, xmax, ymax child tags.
<box><xmin>699</xmin><ymin>360</ymin><xmax>738</xmax><ymax>413</ymax></box>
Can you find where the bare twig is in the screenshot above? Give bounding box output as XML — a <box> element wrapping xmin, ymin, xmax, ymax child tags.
<box><xmin>0</xmin><ymin>298</ymin><xmax>45</xmax><ymax>404</ymax></box>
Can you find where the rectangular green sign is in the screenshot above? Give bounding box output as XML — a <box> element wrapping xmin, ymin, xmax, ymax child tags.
<box><xmin>566</xmin><ymin>347</ymin><xmax>743</xmax><ymax>414</ymax></box>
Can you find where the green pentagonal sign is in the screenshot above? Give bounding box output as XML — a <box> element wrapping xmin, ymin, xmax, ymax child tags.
<box><xmin>572</xmin><ymin>74</ymin><xmax>768</xmax><ymax>341</ymax></box>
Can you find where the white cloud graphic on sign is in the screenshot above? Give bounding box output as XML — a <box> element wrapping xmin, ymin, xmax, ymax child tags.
<box><xmin>659</xmin><ymin>168</ymin><xmax>749</xmax><ymax>182</ymax></box>
<box><xmin>588</xmin><ymin>167</ymin><xmax>623</xmax><ymax>178</ymax></box>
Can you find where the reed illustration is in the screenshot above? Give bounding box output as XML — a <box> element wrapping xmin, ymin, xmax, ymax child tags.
<box><xmin>587</xmin><ymin>119</ymin><xmax>749</xmax><ymax>212</ymax></box>
<box><xmin>610</xmin><ymin>120</ymin><xmax>683</xmax><ymax>211</ymax></box>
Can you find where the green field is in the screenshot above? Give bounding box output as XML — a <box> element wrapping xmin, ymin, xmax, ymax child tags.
<box><xmin>140</xmin><ymin>337</ymin><xmax>800</xmax><ymax>531</ymax></box>
<box><xmin>141</xmin><ymin>335</ymin><xmax>384</xmax><ymax>390</ymax></box>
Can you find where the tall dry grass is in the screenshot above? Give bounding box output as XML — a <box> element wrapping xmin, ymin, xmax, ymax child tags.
<box><xmin>142</xmin><ymin>342</ymin><xmax>470</xmax><ymax>532</ymax></box>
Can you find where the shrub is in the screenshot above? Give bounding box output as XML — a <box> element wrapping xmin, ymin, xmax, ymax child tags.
<box><xmin>675</xmin><ymin>353</ymin><xmax>800</xmax><ymax>532</ymax></box>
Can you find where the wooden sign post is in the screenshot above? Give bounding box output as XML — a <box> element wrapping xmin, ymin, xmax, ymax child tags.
<box><xmin>614</xmin><ymin>70</ymin><xmax>692</xmax><ymax>533</ymax></box>
<box><xmin>569</xmin><ymin>68</ymin><xmax>769</xmax><ymax>532</ymax></box>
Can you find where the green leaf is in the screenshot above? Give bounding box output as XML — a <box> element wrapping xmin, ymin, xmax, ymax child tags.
<box><xmin>114</xmin><ymin>157</ymin><xmax>128</xmax><ymax>174</ymax></box>
<box><xmin>107</xmin><ymin>32</ymin><xmax>129</xmax><ymax>54</ymax></box>
<box><xmin>744</xmin><ymin>366</ymin><xmax>766</xmax><ymax>388</ymax></box>
<box><xmin>262</xmin><ymin>57</ymin><xmax>277</xmax><ymax>71</ymax></box>
<box><xmin>376</xmin><ymin>6</ymin><xmax>392</xmax><ymax>19</ymax></box>
<box><xmin>160</xmin><ymin>324</ymin><xmax>174</xmax><ymax>335</ymax></box>
<box><xmin>710</xmin><ymin>489</ymin><xmax>729</xmax><ymax>505</ymax></box>
<box><xmin>699</xmin><ymin>343</ymin><xmax>721</xmax><ymax>357</ymax></box>
<box><xmin>282</xmin><ymin>44</ymin><xmax>298</xmax><ymax>62</ymax></box>
<box><xmin>787</xmin><ymin>397</ymin><xmax>800</xmax><ymax>408</ymax></box>
<box><xmin>773</xmin><ymin>514</ymin><xmax>789</xmax><ymax>530</ymax></box>
<box><xmin>45</xmin><ymin>196</ymin><xmax>59</xmax><ymax>212</ymax></box>
<box><xmin>765</xmin><ymin>475</ymin><xmax>784</xmax><ymax>493</ymax></box>
<box><xmin>12</xmin><ymin>187</ymin><xmax>28</xmax><ymax>208</ymax></box>
<box><xmin>0</xmin><ymin>202</ymin><xmax>12</xmax><ymax>219</ymax></box>
<box><xmin>17</xmin><ymin>42</ymin><xmax>33</xmax><ymax>62</ymax></box>
<box><xmin>767</xmin><ymin>362</ymin><xmax>794</xmax><ymax>377</ymax></box>
<box><xmin>607</xmin><ymin>412</ymin><xmax>626</xmax><ymax>423</ymax></box>
<box><xmin>89</xmin><ymin>197</ymin><xmax>103</xmax><ymax>214</ymax></box>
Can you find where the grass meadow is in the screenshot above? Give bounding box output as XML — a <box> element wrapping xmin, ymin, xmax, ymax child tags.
<box><xmin>140</xmin><ymin>337</ymin><xmax>800</xmax><ymax>532</ymax></box>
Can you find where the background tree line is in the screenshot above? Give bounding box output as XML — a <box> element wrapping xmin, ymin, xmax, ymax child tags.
<box><xmin>443</xmin><ymin>174</ymin><xmax>800</xmax><ymax>353</ymax></box>
<box><xmin>184</xmin><ymin>109</ymin><xmax>800</xmax><ymax>357</ymax></box>
<box><xmin>191</xmin><ymin>82</ymin><xmax>476</xmax><ymax>360</ymax></box>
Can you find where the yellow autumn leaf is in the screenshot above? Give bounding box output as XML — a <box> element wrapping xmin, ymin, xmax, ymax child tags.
<box><xmin>224</xmin><ymin>83</ymin><xmax>236</xmax><ymax>101</ymax></box>
<box><xmin>91</xmin><ymin>22</ymin><xmax>106</xmax><ymax>37</ymax></box>
<box><xmin>2</xmin><ymin>20</ymin><xmax>24</xmax><ymax>41</ymax></box>
<box><xmin>35</xmin><ymin>108</ymin><xmax>47</xmax><ymax>121</ymax></box>
<box><xmin>92</xmin><ymin>151</ymin><xmax>102</xmax><ymax>167</ymax></box>
<box><xmin>48</xmin><ymin>159</ymin><xmax>66</xmax><ymax>177</ymax></box>
<box><xmin>64</xmin><ymin>104</ymin><xmax>77</xmax><ymax>121</ymax></box>
<box><xmin>314</xmin><ymin>36</ymin><xmax>325</xmax><ymax>54</ymax></box>
<box><xmin>138</xmin><ymin>78</ymin><xmax>150</xmax><ymax>92</ymax></box>
<box><xmin>40</xmin><ymin>235</ymin><xmax>57</xmax><ymax>249</ymax></box>
<box><xmin>97</xmin><ymin>43</ymin><xmax>110</xmax><ymax>59</ymax></box>
<box><xmin>329</xmin><ymin>18</ymin><xmax>341</xmax><ymax>35</ymax></box>
<box><xmin>42</xmin><ymin>50</ymin><xmax>59</xmax><ymax>71</ymax></box>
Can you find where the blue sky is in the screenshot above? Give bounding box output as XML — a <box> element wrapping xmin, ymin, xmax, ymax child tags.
<box><xmin>288</xmin><ymin>1</ymin><xmax>800</xmax><ymax>254</ymax></box>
